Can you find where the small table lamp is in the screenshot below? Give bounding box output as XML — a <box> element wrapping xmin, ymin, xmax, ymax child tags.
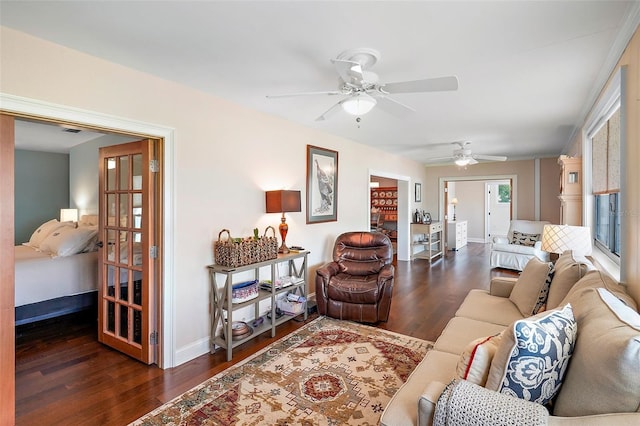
<box><xmin>450</xmin><ymin>198</ymin><xmax>458</xmax><ymax>221</ymax></box>
<box><xmin>265</xmin><ymin>190</ymin><xmax>301</xmax><ymax>254</ymax></box>
<box><xmin>60</xmin><ymin>208</ymin><xmax>78</xmax><ymax>223</ymax></box>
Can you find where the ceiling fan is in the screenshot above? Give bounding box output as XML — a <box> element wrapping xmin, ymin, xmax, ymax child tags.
<box><xmin>425</xmin><ymin>141</ymin><xmax>508</xmax><ymax>166</ymax></box>
<box><xmin>266</xmin><ymin>48</ymin><xmax>459</xmax><ymax>121</ymax></box>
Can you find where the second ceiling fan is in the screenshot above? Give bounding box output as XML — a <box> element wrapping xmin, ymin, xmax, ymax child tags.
<box><xmin>266</xmin><ymin>48</ymin><xmax>459</xmax><ymax>121</ymax></box>
<box><xmin>425</xmin><ymin>141</ymin><xmax>508</xmax><ymax>166</ymax></box>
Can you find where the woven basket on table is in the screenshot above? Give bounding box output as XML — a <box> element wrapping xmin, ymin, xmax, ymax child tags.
<box><xmin>214</xmin><ymin>226</ymin><xmax>278</xmax><ymax>267</ymax></box>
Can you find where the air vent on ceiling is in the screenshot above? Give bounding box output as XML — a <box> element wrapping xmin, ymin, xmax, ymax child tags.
<box><xmin>63</xmin><ymin>128</ymin><xmax>81</xmax><ymax>133</ymax></box>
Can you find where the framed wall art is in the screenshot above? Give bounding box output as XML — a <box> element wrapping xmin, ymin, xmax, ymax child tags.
<box><xmin>306</xmin><ymin>145</ymin><xmax>338</xmax><ymax>223</ymax></box>
<box><xmin>415</xmin><ymin>183</ymin><xmax>422</xmax><ymax>202</ymax></box>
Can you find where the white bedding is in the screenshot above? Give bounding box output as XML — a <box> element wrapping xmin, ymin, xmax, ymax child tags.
<box><xmin>15</xmin><ymin>245</ymin><xmax>99</xmax><ymax>307</ymax></box>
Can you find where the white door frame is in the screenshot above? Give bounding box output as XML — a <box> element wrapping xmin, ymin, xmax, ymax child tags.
<box><xmin>368</xmin><ymin>169</ymin><xmax>411</xmax><ymax>261</ymax></box>
<box><xmin>485</xmin><ymin>180</ymin><xmax>511</xmax><ymax>242</ymax></box>
<box><xmin>1</xmin><ymin>93</ymin><xmax>176</xmax><ymax>369</ymax></box>
<box><xmin>439</xmin><ymin>175</ymin><xmax>518</xmax><ymax>244</ymax></box>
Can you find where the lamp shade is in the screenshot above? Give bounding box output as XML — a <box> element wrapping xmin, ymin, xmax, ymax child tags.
<box><xmin>541</xmin><ymin>224</ymin><xmax>592</xmax><ymax>256</ymax></box>
<box><xmin>265</xmin><ymin>190</ymin><xmax>301</xmax><ymax>213</ymax></box>
<box><xmin>60</xmin><ymin>208</ymin><xmax>78</xmax><ymax>223</ymax></box>
<box><xmin>341</xmin><ymin>93</ymin><xmax>376</xmax><ymax>116</ymax></box>
<box><xmin>450</xmin><ymin>198</ymin><xmax>459</xmax><ymax>205</ymax></box>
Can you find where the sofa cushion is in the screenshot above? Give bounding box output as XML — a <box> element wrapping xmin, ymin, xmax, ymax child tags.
<box><xmin>509</xmin><ymin>257</ymin><xmax>554</xmax><ymax>316</ymax></box>
<box><xmin>379</xmin><ymin>350</ymin><xmax>459</xmax><ymax>426</ymax></box>
<box><xmin>512</xmin><ymin>230</ymin><xmax>540</xmax><ymax>247</ymax></box>
<box><xmin>485</xmin><ymin>304</ymin><xmax>577</xmax><ymax>406</ymax></box>
<box><xmin>434</xmin><ymin>316</ymin><xmax>506</xmax><ymax>355</ymax></box>
<box><xmin>560</xmin><ymin>269</ymin><xmax>637</xmax><ymax>310</ymax></box>
<box><xmin>491</xmin><ymin>242</ymin><xmax>539</xmax><ymax>255</ymax></box>
<box><xmin>455</xmin><ymin>290</ymin><xmax>525</xmax><ymax>326</ymax></box>
<box><xmin>553</xmin><ymin>286</ymin><xmax>640</xmax><ymax>416</ymax></box>
<box><xmin>546</xmin><ymin>250</ymin><xmax>592</xmax><ymax>310</ymax></box>
<box><xmin>327</xmin><ymin>273</ymin><xmax>381</xmax><ymax>304</ymax></box>
<box><xmin>456</xmin><ymin>333</ymin><xmax>503</xmax><ymax>386</ymax></box>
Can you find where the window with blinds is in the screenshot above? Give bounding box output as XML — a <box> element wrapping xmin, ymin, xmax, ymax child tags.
<box><xmin>591</xmin><ymin>108</ymin><xmax>621</xmax><ymax>258</ymax></box>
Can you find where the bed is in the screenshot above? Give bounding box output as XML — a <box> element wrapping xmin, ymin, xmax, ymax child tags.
<box><xmin>15</xmin><ymin>216</ymin><xmax>100</xmax><ymax>325</ymax></box>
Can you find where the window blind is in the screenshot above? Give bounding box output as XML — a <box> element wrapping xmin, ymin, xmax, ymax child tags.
<box><xmin>591</xmin><ymin>108</ymin><xmax>620</xmax><ymax>195</ymax></box>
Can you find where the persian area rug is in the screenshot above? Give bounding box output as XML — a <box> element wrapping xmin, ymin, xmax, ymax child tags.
<box><xmin>132</xmin><ymin>316</ymin><xmax>433</xmax><ymax>426</ymax></box>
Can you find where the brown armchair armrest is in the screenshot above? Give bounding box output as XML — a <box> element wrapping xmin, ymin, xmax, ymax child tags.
<box><xmin>316</xmin><ymin>261</ymin><xmax>340</xmax><ymax>280</ymax></box>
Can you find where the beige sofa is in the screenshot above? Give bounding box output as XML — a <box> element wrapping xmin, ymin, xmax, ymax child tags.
<box><xmin>381</xmin><ymin>251</ymin><xmax>640</xmax><ymax>425</ymax></box>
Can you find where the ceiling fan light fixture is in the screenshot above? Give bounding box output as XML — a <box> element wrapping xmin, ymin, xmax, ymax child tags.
<box><xmin>342</xmin><ymin>93</ymin><xmax>376</xmax><ymax>116</ymax></box>
<box><xmin>454</xmin><ymin>157</ymin><xmax>471</xmax><ymax>167</ymax></box>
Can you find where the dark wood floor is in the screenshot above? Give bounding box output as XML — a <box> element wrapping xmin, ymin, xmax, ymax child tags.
<box><xmin>15</xmin><ymin>243</ymin><xmax>517</xmax><ymax>425</ymax></box>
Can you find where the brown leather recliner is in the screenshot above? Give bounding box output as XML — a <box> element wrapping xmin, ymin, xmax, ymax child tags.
<box><xmin>315</xmin><ymin>231</ymin><xmax>394</xmax><ymax>323</ymax></box>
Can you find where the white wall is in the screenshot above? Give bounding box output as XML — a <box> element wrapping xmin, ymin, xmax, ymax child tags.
<box><xmin>454</xmin><ymin>181</ymin><xmax>485</xmax><ymax>241</ymax></box>
<box><xmin>0</xmin><ymin>27</ymin><xmax>431</xmax><ymax>366</ymax></box>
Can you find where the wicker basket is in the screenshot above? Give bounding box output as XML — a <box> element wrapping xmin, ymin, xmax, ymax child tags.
<box><xmin>214</xmin><ymin>226</ymin><xmax>278</xmax><ymax>267</ymax></box>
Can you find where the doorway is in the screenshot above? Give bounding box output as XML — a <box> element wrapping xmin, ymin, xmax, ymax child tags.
<box><xmin>440</xmin><ymin>175</ymin><xmax>516</xmax><ymax>244</ymax></box>
<box><xmin>486</xmin><ymin>181</ymin><xmax>512</xmax><ymax>241</ymax></box>
<box><xmin>368</xmin><ymin>170</ymin><xmax>411</xmax><ymax>261</ymax></box>
<box><xmin>1</xmin><ymin>93</ymin><xmax>175</xmax><ymax>369</ymax></box>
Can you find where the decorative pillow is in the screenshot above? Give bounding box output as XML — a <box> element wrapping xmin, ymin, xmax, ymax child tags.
<box><xmin>485</xmin><ymin>304</ymin><xmax>576</xmax><ymax>406</ymax></box>
<box><xmin>456</xmin><ymin>333</ymin><xmax>503</xmax><ymax>386</ymax></box>
<box><xmin>553</xmin><ymin>288</ymin><xmax>640</xmax><ymax>416</ymax></box>
<box><xmin>546</xmin><ymin>250</ymin><xmax>591</xmax><ymax>309</ymax></box>
<box><xmin>39</xmin><ymin>226</ymin><xmax>99</xmax><ymax>257</ymax></box>
<box><xmin>511</xmin><ymin>231</ymin><xmax>540</xmax><ymax>247</ymax></box>
<box><xmin>78</xmin><ymin>214</ymin><xmax>99</xmax><ymax>227</ymax></box>
<box><xmin>509</xmin><ymin>257</ymin><xmax>554</xmax><ymax>316</ymax></box>
<box><xmin>24</xmin><ymin>219</ymin><xmax>74</xmax><ymax>249</ymax></box>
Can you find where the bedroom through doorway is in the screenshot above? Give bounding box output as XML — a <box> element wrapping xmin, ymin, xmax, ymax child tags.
<box><xmin>9</xmin><ymin>115</ymin><xmax>164</xmax><ymax>365</ymax></box>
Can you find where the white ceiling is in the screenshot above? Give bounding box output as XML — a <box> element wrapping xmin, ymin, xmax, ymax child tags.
<box><xmin>14</xmin><ymin>119</ymin><xmax>107</xmax><ymax>153</ymax></box>
<box><xmin>2</xmin><ymin>1</ymin><xmax>639</xmax><ymax>163</ymax></box>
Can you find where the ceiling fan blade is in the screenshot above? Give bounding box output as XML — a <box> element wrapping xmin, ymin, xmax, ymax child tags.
<box><xmin>369</xmin><ymin>93</ymin><xmax>415</xmax><ymax>117</ymax></box>
<box><xmin>381</xmin><ymin>76</ymin><xmax>459</xmax><ymax>94</ymax></box>
<box><xmin>315</xmin><ymin>100</ymin><xmax>345</xmax><ymax>122</ymax></box>
<box><xmin>266</xmin><ymin>90</ymin><xmax>342</xmax><ymax>99</ymax></box>
<box><xmin>331</xmin><ymin>59</ymin><xmax>364</xmax><ymax>84</ymax></box>
<box><xmin>473</xmin><ymin>154</ymin><xmax>508</xmax><ymax>162</ymax></box>
<box><xmin>424</xmin><ymin>156</ymin><xmax>456</xmax><ymax>163</ymax></box>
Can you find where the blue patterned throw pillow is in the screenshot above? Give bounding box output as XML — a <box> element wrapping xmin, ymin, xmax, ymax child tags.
<box><xmin>485</xmin><ymin>304</ymin><xmax>577</xmax><ymax>406</ymax></box>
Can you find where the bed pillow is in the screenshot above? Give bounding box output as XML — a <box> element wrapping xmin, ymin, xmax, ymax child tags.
<box><xmin>25</xmin><ymin>219</ymin><xmax>74</xmax><ymax>249</ymax></box>
<box><xmin>79</xmin><ymin>214</ymin><xmax>99</xmax><ymax>227</ymax></box>
<box><xmin>456</xmin><ymin>333</ymin><xmax>503</xmax><ymax>386</ymax></box>
<box><xmin>80</xmin><ymin>226</ymin><xmax>100</xmax><ymax>252</ymax></box>
<box><xmin>509</xmin><ymin>257</ymin><xmax>554</xmax><ymax>316</ymax></box>
<box><xmin>485</xmin><ymin>304</ymin><xmax>577</xmax><ymax>406</ymax></box>
<box><xmin>39</xmin><ymin>226</ymin><xmax>99</xmax><ymax>257</ymax></box>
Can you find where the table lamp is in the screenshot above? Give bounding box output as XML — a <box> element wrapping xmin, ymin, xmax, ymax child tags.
<box><xmin>541</xmin><ymin>224</ymin><xmax>592</xmax><ymax>263</ymax></box>
<box><xmin>450</xmin><ymin>198</ymin><xmax>458</xmax><ymax>221</ymax></box>
<box><xmin>60</xmin><ymin>208</ymin><xmax>78</xmax><ymax>223</ymax></box>
<box><xmin>265</xmin><ymin>190</ymin><xmax>301</xmax><ymax>254</ymax></box>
